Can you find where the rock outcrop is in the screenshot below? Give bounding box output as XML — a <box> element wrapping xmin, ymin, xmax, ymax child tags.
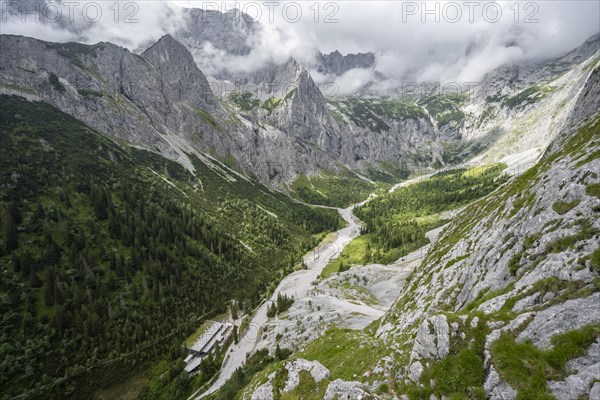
<box><xmin>250</xmin><ymin>359</ymin><xmax>375</xmax><ymax>399</ymax></box>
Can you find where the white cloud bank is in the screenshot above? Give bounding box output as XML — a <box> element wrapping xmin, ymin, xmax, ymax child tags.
<box><xmin>2</xmin><ymin>0</ymin><xmax>598</xmax><ymax>87</ymax></box>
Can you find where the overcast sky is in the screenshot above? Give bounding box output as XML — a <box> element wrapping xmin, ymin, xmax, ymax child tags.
<box><xmin>2</xmin><ymin>1</ymin><xmax>598</xmax><ymax>86</ymax></box>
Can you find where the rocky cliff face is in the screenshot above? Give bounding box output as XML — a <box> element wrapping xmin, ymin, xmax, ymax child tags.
<box><xmin>0</xmin><ymin>34</ymin><xmax>340</xmax><ymax>186</ymax></box>
<box><xmin>461</xmin><ymin>35</ymin><xmax>599</xmax><ymax>162</ymax></box>
<box><xmin>0</xmin><ymin>33</ymin><xmax>449</xmax><ymax>188</ymax></box>
<box><xmin>1</xmin><ymin>32</ymin><xmax>597</xmax><ymax>192</ymax></box>
<box><xmin>372</xmin><ymin>65</ymin><xmax>600</xmax><ymax>399</ymax></box>
<box><xmin>224</xmin><ymin>57</ymin><xmax>445</xmax><ymax>175</ymax></box>
<box><xmin>315</xmin><ymin>50</ymin><xmax>376</xmax><ymax>76</ymax></box>
<box><xmin>175</xmin><ymin>8</ymin><xmax>257</xmax><ymax>57</ymax></box>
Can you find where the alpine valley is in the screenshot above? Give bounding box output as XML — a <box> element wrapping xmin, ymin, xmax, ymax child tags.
<box><xmin>0</xmin><ymin>5</ymin><xmax>599</xmax><ymax>400</ymax></box>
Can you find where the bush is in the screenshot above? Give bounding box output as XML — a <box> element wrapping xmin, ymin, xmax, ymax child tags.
<box><xmin>508</xmin><ymin>253</ymin><xmax>522</xmax><ymax>276</ymax></box>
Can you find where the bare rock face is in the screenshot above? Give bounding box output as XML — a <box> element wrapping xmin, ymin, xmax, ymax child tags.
<box><xmin>175</xmin><ymin>8</ymin><xmax>257</xmax><ymax>57</ymax></box>
<box><xmin>517</xmin><ymin>294</ymin><xmax>600</xmax><ymax>349</ymax></box>
<box><xmin>324</xmin><ymin>379</ymin><xmax>369</xmax><ymax>400</ymax></box>
<box><xmin>0</xmin><ymin>34</ymin><xmax>341</xmax><ymax>186</ymax></box>
<box><xmin>374</xmin><ymin>64</ymin><xmax>600</xmax><ymax>398</ymax></box>
<box><xmin>408</xmin><ymin>361</ymin><xmax>424</xmax><ymax>383</ymax></box>
<box><xmin>251</xmin><ymin>380</ymin><xmax>274</xmax><ymax>400</ymax></box>
<box><xmin>283</xmin><ymin>359</ymin><xmax>330</xmax><ymax>392</ymax></box>
<box><xmin>484</xmin><ymin>365</ymin><xmax>517</xmax><ymax>400</ymax></box>
<box><xmin>548</xmin><ymin>340</ymin><xmax>600</xmax><ymax>400</ymax></box>
<box><xmin>315</xmin><ymin>50</ymin><xmax>376</xmax><ymax>76</ymax></box>
<box><xmin>141</xmin><ymin>34</ymin><xmax>216</xmax><ymax>109</ymax></box>
<box><xmin>410</xmin><ymin>315</ymin><xmax>450</xmax><ymax>361</ymax></box>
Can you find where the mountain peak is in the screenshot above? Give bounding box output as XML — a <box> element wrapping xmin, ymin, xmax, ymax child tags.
<box><xmin>285</xmin><ymin>57</ymin><xmax>301</xmax><ymax>69</ymax></box>
<box><xmin>144</xmin><ymin>34</ymin><xmax>184</xmax><ymax>54</ymax></box>
<box><xmin>141</xmin><ymin>34</ymin><xmax>216</xmax><ymax>107</ymax></box>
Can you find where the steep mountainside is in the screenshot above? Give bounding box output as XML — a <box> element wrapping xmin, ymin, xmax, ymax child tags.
<box><xmin>0</xmin><ymin>34</ymin><xmax>344</xmax><ymax>191</ymax></box>
<box><xmin>245</xmin><ymin>64</ymin><xmax>600</xmax><ymax>400</ymax></box>
<box><xmin>463</xmin><ymin>35</ymin><xmax>600</xmax><ymax>162</ymax></box>
<box><xmin>1</xmin><ymin>33</ymin><xmax>598</xmax><ymax>198</ymax></box>
<box><xmin>374</xmin><ymin>65</ymin><xmax>600</xmax><ymax>399</ymax></box>
<box><xmin>0</xmin><ymin>94</ymin><xmax>342</xmax><ymax>399</ymax></box>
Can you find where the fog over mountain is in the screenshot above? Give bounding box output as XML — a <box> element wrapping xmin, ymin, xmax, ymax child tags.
<box><xmin>3</xmin><ymin>0</ymin><xmax>598</xmax><ymax>90</ymax></box>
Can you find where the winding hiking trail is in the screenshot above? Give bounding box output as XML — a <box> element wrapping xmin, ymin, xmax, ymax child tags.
<box><xmin>190</xmin><ymin>172</ymin><xmax>464</xmax><ymax>399</ymax></box>
<box><xmin>190</xmin><ymin>205</ymin><xmax>362</xmax><ymax>399</ymax></box>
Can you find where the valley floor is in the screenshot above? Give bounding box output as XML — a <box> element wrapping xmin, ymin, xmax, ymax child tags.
<box><xmin>191</xmin><ymin>205</ymin><xmax>362</xmax><ymax>398</ymax></box>
<box><xmin>191</xmin><ymin>173</ymin><xmax>468</xmax><ymax>398</ymax></box>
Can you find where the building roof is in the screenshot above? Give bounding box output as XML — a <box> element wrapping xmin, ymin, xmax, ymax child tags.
<box><xmin>184</xmin><ymin>356</ymin><xmax>203</xmax><ymax>373</ymax></box>
<box><xmin>189</xmin><ymin>322</ymin><xmax>224</xmax><ymax>353</ymax></box>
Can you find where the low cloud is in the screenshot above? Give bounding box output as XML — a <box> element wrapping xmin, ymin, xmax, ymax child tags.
<box><xmin>2</xmin><ymin>0</ymin><xmax>598</xmax><ymax>91</ymax></box>
<box><xmin>2</xmin><ymin>1</ymin><xmax>186</xmax><ymax>50</ymax></box>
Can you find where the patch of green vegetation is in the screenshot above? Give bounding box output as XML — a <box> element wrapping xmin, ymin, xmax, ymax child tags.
<box><xmin>418</xmin><ymin>93</ymin><xmax>466</xmax><ymax>127</ymax></box>
<box><xmin>445</xmin><ymin>254</ymin><xmax>470</xmax><ymax>269</ymax></box>
<box><xmin>546</xmin><ymin>220</ymin><xmax>598</xmax><ymax>254</ymax></box>
<box><xmin>503</xmin><ymin>85</ymin><xmax>553</xmax><ymax>111</ymax></box>
<box><xmin>322</xmin><ymin>235</ymin><xmax>371</xmax><ymax>278</ymax></box>
<box><xmin>477</xmin><ymin>105</ymin><xmax>499</xmax><ymax>128</ymax></box>
<box><xmin>365</xmin><ymin>161</ymin><xmax>411</xmax><ymax>184</ymax></box>
<box><xmin>137</xmin><ymin>353</ymin><xmax>226</xmax><ymax>400</ymax></box>
<box><xmin>297</xmin><ymin>327</ymin><xmax>386</xmax><ymax>381</ymax></box>
<box><xmin>590</xmin><ymin>246</ymin><xmax>600</xmax><ymax>273</ymax></box>
<box><xmin>552</xmin><ymin>199</ymin><xmax>580</xmax><ymax>215</ymax></box>
<box><xmin>228</xmin><ymin>91</ymin><xmax>259</xmax><ymax>112</ymax></box>
<box><xmin>266</xmin><ymin>293</ymin><xmax>294</xmax><ymax>318</ymax></box>
<box><xmin>261</xmin><ymin>97</ymin><xmax>282</xmax><ymax>113</ymax></box>
<box><xmin>290</xmin><ymin>171</ymin><xmax>374</xmax><ymax>208</ymax></box>
<box><xmin>462</xmin><ymin>283</ymin><xmax>516</xmax><ymax>313</ymax></box>
<box><xmin>508</xmin><ymin>253</ymin><xmax>523</xmax><ymax>276</ymax></box>
<box><xmin>420</xmin><ymin>349</ymin><xmax>486</xmax><ymax>399</ymax></box>
<box><xmin>328</xmin><ymin>107</ymin><xmax>345</xmax><ymax>124</ymax></box>
<box><xmin>491</xmin><ymin>325</ymin><xmax>600</xmax><ymax>399</ymax></box>
<box><xmin>586</xmin><ymin>183</ymin><xmax>600</xmax><ymax>199</ymax></box>
<box><xmin>486</xmin><ymin>93</ymin><xmax>507</xmax><ymax>103</ymax></box>
<box><xmin>195</xmin><ymin>108</ymin><xmax>222</xmax><ymax>131</ymax></box>
<box><xmin>335</xmin><ymin>97</ymin><xmax>427</xmax><ymax>133</ymax></box>
<box><xmin>354</xmin><ymin>164</ymin><xmax>508</xmax><ymax>266</ymax></box>
<box><xmin>396</xmin><ymin>313</ymin><xmax>488</xmax><ymax>399</ymax></box>
<box><xmin>280</xmin><ymin>369</ymin><xmax>328</xmax><ymax>400</ymax></box>
<box><xmin>575</xmin><ymin>149</ymin><xmax>600</xmax><ymax>168</ymax></box>
<box><xmin>77</xmin><ymin>88</ymin><xmax>104</xmax><ymax>98</ymax></box>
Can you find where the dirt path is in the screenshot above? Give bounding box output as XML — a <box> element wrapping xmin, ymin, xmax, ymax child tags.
<box><xmin>191</xmin><ymin>204</ymin><xmax>362</xmax><ymax>399</ymax></box>
<box><xmin>191</xmin><ymin>176</ymin><xmax>452</xmax><ymax>399</ymax></box>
